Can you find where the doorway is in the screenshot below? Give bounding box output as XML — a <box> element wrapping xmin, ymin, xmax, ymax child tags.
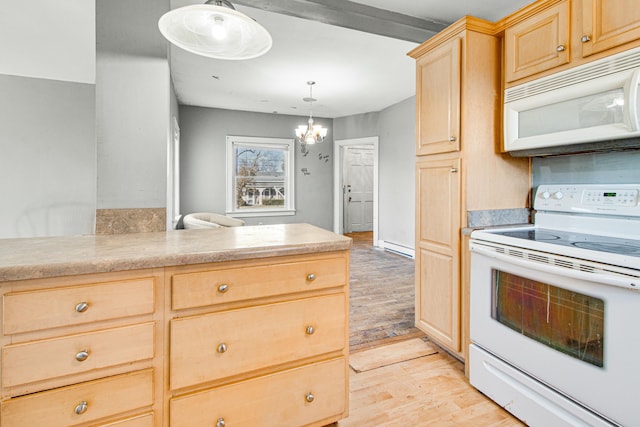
<box><xmin>333</xmin><ymin>137</ymin><xmax>379</xmax><ymax>244</ymax></box>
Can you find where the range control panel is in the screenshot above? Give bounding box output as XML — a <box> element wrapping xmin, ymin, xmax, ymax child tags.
<box><xmin>534</xmin><ymin>184</ymin><xmax>640</xmax><ymax>217</ymax></box>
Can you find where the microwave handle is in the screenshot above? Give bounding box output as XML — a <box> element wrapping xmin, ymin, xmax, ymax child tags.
<box><xmin>628</xmin><ymin>68</ymin><xmax>640</xmax><ymax>131</ymax></box>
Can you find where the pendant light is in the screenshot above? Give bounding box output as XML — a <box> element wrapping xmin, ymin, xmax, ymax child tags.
<box><xmin>158</xmin><ymin>0</ymin><xmax>272</xmax><ymax>60</ymax></box>
<box><xmin>295</xmin><ymin>81</ymin><xmax>328</xmax><ymax>152</ymax></box>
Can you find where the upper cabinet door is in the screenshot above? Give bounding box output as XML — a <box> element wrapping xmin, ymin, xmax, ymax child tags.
<box><xmin>504</xmin><ymin>1</ymin><xmax>570</xmax><ymax>83</ymax></box>
<box><xmin>415</xmin><ymin>37</ymin><xmax>461</xmax><ymax>155</ymax></box>
<box><xmin>581</xmin><ymin>0</ymin><xmax>640</xmax><ymax>57</ymax></box>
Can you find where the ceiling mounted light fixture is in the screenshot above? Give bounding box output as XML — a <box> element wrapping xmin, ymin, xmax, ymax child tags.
<box><xmin>158</xmin><ymin>0</ymin><xmax>272</xmax><ymax>60</ymax></box>
<box><xmin>295</xmin><ymin>81</ymin><xmax>327</xmax><ymax>153</ymax></box>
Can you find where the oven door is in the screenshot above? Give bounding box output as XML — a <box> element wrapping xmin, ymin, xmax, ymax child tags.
<box><xmin>469</xmin><ymin>241</ymin><xmax>639</xmax><ymax>427</ymax></box>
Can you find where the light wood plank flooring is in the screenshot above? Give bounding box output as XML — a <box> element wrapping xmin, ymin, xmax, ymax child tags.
<box><xmin>341</xmin><ymin>232</ymin><xmax>523</xmax><ymax>426</ymax></box>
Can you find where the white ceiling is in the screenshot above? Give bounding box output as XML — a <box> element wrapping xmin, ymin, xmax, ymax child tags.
<box><xmin>168</xmin><ymin>0</ymin><xmax>536</xmax><ymax>118</ymax></box>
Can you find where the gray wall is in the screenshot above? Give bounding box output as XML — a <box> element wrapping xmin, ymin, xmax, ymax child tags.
<box><xmin>179</xmin><ymin>106</ymin><xmax>335</xmax><ymax>229</ymax></box>
<box><xmin>532</xmin><ymin>151</ymin><xmax>640</xmax><ymax>188</ymax></box>
<box><xmin>0</xmin><ymin>75</ymin><xmax>97</xmax><ymax>238</ymax></box>
<box><xmin>96</xmin><ymin>0</ymin><xmax>170</xmax><ymax>209</ymax></box>
<box><xmin>334</xmin><ymin>97</ymin><xmax>416</xmax><ymax>250</ymax></box>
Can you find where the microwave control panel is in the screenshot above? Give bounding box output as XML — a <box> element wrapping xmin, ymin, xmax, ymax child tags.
<box><xmin>534</xmin><ymin>184</ymin><xmax>640</xmax><ymax>217</ymax></box>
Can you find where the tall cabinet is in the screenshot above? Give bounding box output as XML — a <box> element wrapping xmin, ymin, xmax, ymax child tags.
<box><xmin>409</xmin><ymin>18</ymin><xmax>530</xmax><ymax>360</ymax></box>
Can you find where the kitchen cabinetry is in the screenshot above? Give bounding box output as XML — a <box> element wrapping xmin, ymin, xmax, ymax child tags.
<box><xmin>0</xmin><ymin>224</ymin><xmax>350</xmax><ymax>426</ymax></box>
<box><xmin>0</xmin><ymin>271</ymin><xmax>162</xmax><ymax>427</ymax></box>
<box><xmin>503</xmin><ymin>0</ymin><xmax>640</xmax><ymax>85</ymax></box>
<box><xmin>504</xmin><ymin>1</ymin><xmax>569</xmax><ymax>83</ymax></box>
<box><xmin>409</xmin><ymin>18</ymin><xmax>530</xmax><ymax>360</ymax></box>
<box><xmin>581</xmin><ymin>0</ymin><xmax>640</xmax><ymax>57</ymax></box>
<box><xmin>415</xmin><ymin>156</ymin><xmax>461</xmax><ymax>350</ymax></box>
<box><xmin>166</xmin><ymin>251</ymin><xmax>349</xmax><ymax>427</ymax></box>
<box><xmin>415</xmin><ymin>38</ymin><xmax>460</xmax><ymax>155</ymax></box>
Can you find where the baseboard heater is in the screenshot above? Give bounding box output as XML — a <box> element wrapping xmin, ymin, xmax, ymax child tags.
<box><xmin>378</xmin><ymin>241</ymin><xmax>415</xmax><ymax>259</ymax></box>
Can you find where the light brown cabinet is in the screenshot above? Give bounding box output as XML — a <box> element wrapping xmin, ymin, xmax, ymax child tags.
<box><xmin>504</xmin><ymin>0</ymin><xmax>570</xmax><ymax>83</ymax></box>
<box><xmin>165</xmin><ymin>251</ymin><xmax>350</xmax><ymax>427</ymax></box>
<box><xmin>581</xmin><ymin>0</ymin><xmax>640</xmax><ymax>57</ymax></box>
<box><xmin>0</xmin><ymin>270</ymin><xmax>163</xmax><ymax>426</ymax></box>
<box><xmin>415</xmin><ymin>37</ymin><xmax>461</xmax><ymax>155</ymax></box>
<box><xmin>409</xmin><ymin>18</ymin><xmax>530</xmax><ymax>359</ymax></box>
<box><xmin>503</xmin><ymin>0</ymin><xmax>640</xmax><ymax>85</ymax></box>
<box><xmin>0</xmin><ymin>245</ymin><xmax>349</xmax><ymax>426</ymax></box>
<box><xmin>415</xmin><ymin>156</ymin><xmax>461</xmax><ymax>351</ymax></box>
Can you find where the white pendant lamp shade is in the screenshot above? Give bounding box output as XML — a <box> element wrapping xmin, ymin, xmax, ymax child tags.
<box><xmin>158</xmin><ymin>2</ymin><xmax>272</xmax><ymax>60</ymax></box>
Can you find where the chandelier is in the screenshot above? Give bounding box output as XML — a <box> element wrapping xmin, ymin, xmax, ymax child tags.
<box><xmin>158</xmin><ymin>0</ymin><xmax>272</xmax><ymax>60</ymax></box>
<box><xmin>295</xmin><ymin>81</ymin><xmax>327</xmax><ymax>152</ymax></box>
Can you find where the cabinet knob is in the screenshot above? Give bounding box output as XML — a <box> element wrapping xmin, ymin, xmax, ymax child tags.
<box><xmin>75</xmin><ymin>302</ymin><xmax>89</xmax><ymax>313</ymax></box>
<box><xmin>450</xmin><ymin>168</ymin><xmax>458</xmax><ymax>173</ymax></box>
<box><xmin>305</xmin><ymin>392</ymin><xmax>315</xmax><ymax>403</ymax></box>
<box><xmin>217</xmin><ymin>343</ymin><xmax>228</xmax><ymax>353</ymax></box>
<box><xmin>75</xmin><ymin>350</ymin><xmax>89</xmax><ymax>362</ymax></box>
<box><xmin>448</xmin><ymin>136</ymin><xmax>456</xmax><ymax>142</ymax></box>
<box><xmin>556</xmin><ymin>44</ymin><xmax>566</xmax><ymax>52</ymax></box>
<box><xmin>217</xmin><ymin>284</ymin><xmax>229</xmax><ymax>293</ymax></box>
<box><xmin>216</xmin><ymin>418</ymin><xmax>226</xmax><ymax>427</ymax></box>
<box><xmin>74</xmin><ymin>401</ymin><xmax>88</xmax><ymax>415</ymax></box>
<box><xmin>581</xmin><ymin>35</ymin><xmax>591</xmax><ymax>43</ymax></box>
<box><xmin>306</xmin><ymin>273</ymin><xmax>316</xmax><ymax>282</ymax></box>
<box><xmin>306</xmin><ymin>325</ymin><xmax>315</xmax><ymax>335</ymax></box>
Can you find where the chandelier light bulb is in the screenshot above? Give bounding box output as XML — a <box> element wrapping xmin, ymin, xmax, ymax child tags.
<box><xmin>294</xmin><ymin>81</ymin><xmax>327</xmax><ymax>148</ymax></box>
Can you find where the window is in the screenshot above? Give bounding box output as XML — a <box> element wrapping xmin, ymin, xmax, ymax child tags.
<box><xmin>492</xmin><ymin>270</ymin><xmax>604</xmax><ymax>367</ymax></box>
<box><xmin>226</xmin><ymin>136</ymin><xmax>295</xmax><ymax>216</ymax></box>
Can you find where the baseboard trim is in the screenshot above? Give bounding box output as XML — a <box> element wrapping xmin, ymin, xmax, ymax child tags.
<box><xmin>377</xmin><ymin>240</ymin><xmax>415</xmax><ymax>259</ymax></box>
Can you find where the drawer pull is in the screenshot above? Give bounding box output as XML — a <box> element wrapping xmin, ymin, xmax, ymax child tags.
<box><xmin>305</xmin><ymin>392</ymin><xmax>315</xmax><ymax>403</ymax></box>
<box><xmin>307</xmin><ymin>273</ymin><xmax>316</xmax><ymax>282</ymax></box>
<box><xmin>216</xmin><ymin>418</ymin><xmax>226</xmax><ymax>427</ymax></box>
<box><xmin>306</xmin><ymin>325</ymin><xmax>315</xmax><ymax>335</ymax></box>
<box><xmin>448</xmin><ymin>136</ymin><xmax>456</xmax><ymax>142</ymax></box>
<box><xmin>217</xmin><ymin>284</ymin><xmax>229</xmax><ymax>293</ymax></box>
<box><xmin>74</xmin><ymin>401</ymin><xmax>88</xmax><ymax>415</ymax></box>
<box><xmin>581</xmin><ymin>35</ymin><xmax>591</xmax><ymax>43</ymax></box>
<box><xmin>556</xmin><ymin>44</ymin><xmax>566</xmax><ymax>52</ymax></box>
<box><xmin>75</xmin><ymin>350</ymin><xmax>90</xmax><ymax>362</ymax></box>
<box><xmin>75</xmin><ymin>302</ymin><xmax>89</xmax><ymax>313</ymax></box>
<box><xmin>217</xmin><ymin>343</ymin><xmax>228</xmax><ymax>353</ymax></box>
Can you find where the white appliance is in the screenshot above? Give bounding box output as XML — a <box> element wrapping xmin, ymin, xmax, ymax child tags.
<box><xmin>504</xmin><ymin>47</ymin><xmax>640</xmax><ymax>155</ymax></box>
<box><xmin>469</xmin><ymin>184</ymin><xmax>640</xmax><ymax>427</ymax></box>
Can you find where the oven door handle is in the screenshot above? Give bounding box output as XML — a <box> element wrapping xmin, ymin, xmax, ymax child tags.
<box><xmin>470</xmin><ymin>243</ymin><xmax>640</xmax><ymax>291</ymax></box>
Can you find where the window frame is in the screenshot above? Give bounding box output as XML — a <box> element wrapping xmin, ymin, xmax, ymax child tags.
<box><xmin>225</xmin><ymin>135</ymin><xmax>295</xmax><ymax>217</ymax></box>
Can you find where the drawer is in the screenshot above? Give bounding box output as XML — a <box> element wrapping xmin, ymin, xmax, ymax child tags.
<box><xmin>98</xmin><ymin>413</ymin><xmax>154</xmax><ymax>427</ymax></box>
<box><xmin>170</xmin><ymin>294</ymin><xmax>346</xmax><ymax>389</ymax></box>
<box><xmin>3</xmin><ymin>277</ymin><xmax>155</xmax><ymax>334</ymax></box>
<box><xmin>2</xmin><ymin>322</ymin><xmax>154</xmax><ymax>388</ymax></box>
<box><xmin>0</xmin><ymin>369</ymin><xmax>153</xmax><ymax>427</ymax></box>
<box><xmin>171</xmin><ymin>256</ymin><xmax>347</xmax><ymax>310</ymax></box>
<box><xmin>170</xmin><ymin>357</ymin><xmax>346</xmax><ymax>427</ymax></box>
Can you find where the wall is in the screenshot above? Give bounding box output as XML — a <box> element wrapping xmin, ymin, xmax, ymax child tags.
<box><xmin>179</xmin><ymin>106</ymin><xmax>335</xmax><ymax>229</ymax></box>
<box><xmin>0</xmin><ymin>1</ymin><xmax>96</xmax><ymax>238</ymax></box>
<box><xmin>532</xmin><ymin>150</ymin><xmax>640</xmax><ymax>187</ymax></box>
<box><xmin>334</xmin><ymin>97</ymin><xmax>416</xmax><ymax>251</ymax></box>
<box><xmin>96</xmin><ymin>0</ymin><xmax>170</xmax><ymax>210</ymax></box>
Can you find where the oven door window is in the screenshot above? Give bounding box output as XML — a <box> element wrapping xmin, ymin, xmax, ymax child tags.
<box><xmin>492</xmin><ymin>270</ymin><xmax>604</xmax><ymax>367</ymax></box>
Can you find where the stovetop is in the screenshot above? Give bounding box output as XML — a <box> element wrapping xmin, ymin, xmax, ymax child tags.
<box><xmin>492</xmin><ymin>228</ymin><xmax>640</xmax><ymax>257</ymax></box>
<box><xmin>471</xmin><ymin>184</ymin><xmax>640</xmax><ymax>270</ymax></box>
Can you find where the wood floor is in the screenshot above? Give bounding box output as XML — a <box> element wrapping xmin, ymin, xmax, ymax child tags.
<box><xmin>341</xmin><ymin>232</ymin><xmax>523</xmax><ymax>427</ymax></box>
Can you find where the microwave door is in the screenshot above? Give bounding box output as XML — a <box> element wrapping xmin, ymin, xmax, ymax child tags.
<box><xmin>626</xmin><ymin>67</ymin><xmax>640</xmax><ymax>131</ymax></box>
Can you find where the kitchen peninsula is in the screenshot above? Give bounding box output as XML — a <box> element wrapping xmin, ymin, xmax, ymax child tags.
<box><xmin>0</xmin><ymin>223</ymin><xmax>351</xmax><ymax>427</ymax></box>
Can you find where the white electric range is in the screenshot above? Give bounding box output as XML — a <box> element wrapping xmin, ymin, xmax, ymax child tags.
<box><xmin>469</xmin><ymin>184</ymin><xmax>640</xmax><ymax>427</ymax></box>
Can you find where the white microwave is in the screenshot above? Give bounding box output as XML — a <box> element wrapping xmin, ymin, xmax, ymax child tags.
<box><xmin>504</xmin><ymin>46</ymin><xmax>640</xmax><ymax>155</ymax></box>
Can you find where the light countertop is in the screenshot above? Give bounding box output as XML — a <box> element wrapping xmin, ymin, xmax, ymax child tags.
<box><xmin>0</xmin><ymin>223</ymin><xmax>351</xmax><ymax>282</ymax></box>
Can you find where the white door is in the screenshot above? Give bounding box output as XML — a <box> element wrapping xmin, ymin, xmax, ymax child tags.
<box><xmin>343</xmin><ymin>146</ymin><xmax>374</xmax><ymax>233</ymax></box>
